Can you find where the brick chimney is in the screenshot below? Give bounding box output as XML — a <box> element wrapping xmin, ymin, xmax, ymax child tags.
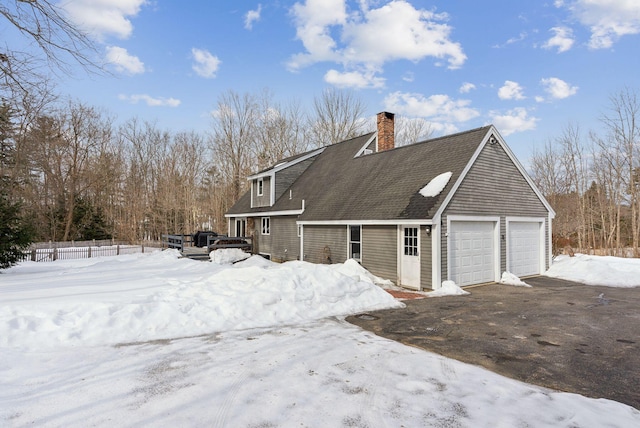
<box><xmin>377</xmin><ymin>111</ymin><xmax>395</xmax><ymax>152</ymax></box>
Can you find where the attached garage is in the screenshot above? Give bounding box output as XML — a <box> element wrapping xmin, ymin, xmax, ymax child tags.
<box><xmin>507</xmin><ymin>218</ymin><xmax>545</xmax><ymax>277</ymax></box>
<box><xmin>228</xmin><ymin>117</ymin><xmax>556</xmax><ymax>292</ymax></box>
<box><xmin>448</xmin><ymin>218</ymin><xmax>499</xmax><ymax>286</ymax></box>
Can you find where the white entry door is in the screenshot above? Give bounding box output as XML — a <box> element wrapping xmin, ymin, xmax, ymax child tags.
<box><xmin>508</xmin><ymin>221</ymin><xmax>542</xmax><ymax>277</ymax></box>
<box><xmin>449</xmin><ymin>220</ymin><xmax>496</xmax><ymax>286</ymax></box>
<box><xmin>400</xmin><ymin>226</ymin><xmax>420</xmax><ymax>289</ymax></box>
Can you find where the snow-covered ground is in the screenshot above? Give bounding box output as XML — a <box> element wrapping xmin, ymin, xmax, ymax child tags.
<box><xmin>1</xmin><ymin>251</ymin><xmax>639</xmax><ymax>427</ymax></box>
<box><xmin>546</xmin><ymin>253</ymin><xmax>640</xmax><ymax>287</ymax></box>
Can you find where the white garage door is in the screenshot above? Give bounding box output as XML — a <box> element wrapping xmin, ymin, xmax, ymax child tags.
<box><xmin>449</xmin><ymin>221</ymin><xmax>496</xmax><ymax>286</ymax></box>
<box><xmin>508</xmin><ymin>221</ymin><xmax>541</xmax><ymax>277</ymax></box>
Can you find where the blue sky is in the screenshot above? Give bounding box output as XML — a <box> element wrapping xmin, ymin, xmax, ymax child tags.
<box><xmin>43</xmin><ymin>1</ymin><xmax>640</xmax><ymax>163</ymax></box>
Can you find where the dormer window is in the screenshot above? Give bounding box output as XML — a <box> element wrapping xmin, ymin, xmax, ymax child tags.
<box><xmin>257</xmin><ymin>178</ymin><xmax>264</xmax><ymax>196</ymax></box>
<box><xmin>354</xmin><ymin>134</ymin><xmax>378</xmax><ymax>158</ymax></box>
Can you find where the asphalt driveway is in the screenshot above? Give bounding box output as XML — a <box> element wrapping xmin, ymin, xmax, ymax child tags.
<box><xmin>346</xmin><ymin>277</ymin><xmax>640</xmax><ymax>409</ymax></box>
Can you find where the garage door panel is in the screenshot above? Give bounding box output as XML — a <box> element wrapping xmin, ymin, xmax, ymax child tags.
<box><xmin>450</xmin><ymin>221</ymin><xmax>496</xmax><ymax>286</ymax></box>
<box><xmin>508</xmin><ymin>221</ymin><xmax>541</xmax><ymax>277</ymax></box>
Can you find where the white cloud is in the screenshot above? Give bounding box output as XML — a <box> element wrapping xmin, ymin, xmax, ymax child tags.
<box><xmin>542</xmin><ymin>26</ymin><xmax>575</xmax><ymax>53</ymax></box>
<box><xmin>488</xmin><ymin>108</ymin><xmax>538</xmax><ymax>135</ymax></box>
<box><xmin>105</xmin><ymin>46</ymin><xmax>144</xmax><ymax>74</ymax></box>
<box><xmin>459</xmin><ymin>82</ymin><xmax>476</xmax><ymax>93</ymax></box>
<box><xmin>540</xmin><ymin>77</ymin><xmax>579</xmax><ymax>99</ymax></box>
<box><xmin>191</xmin><ymin>48</ymin><xmax>221</xmax><ymax>78</ymax></box>
<box><xmin>493</xmin><ymin>32</ymin><xmax>528</xmax><ymax>48</ymax></box>
<box><xmin>324</xmin><ymin>69</ymin><xmax>385</xmax><ymax>89</ymax></box>
<box><xmin>245</xmin><ymin>5</ymin><xmax>262</xmax><ymax>30</ymax></box>
<box><xmin>118</xmin><ymin>94</ymin><xmax>181</xmax><ymax>107</ymax></box>
<box><xmin>62</xmin><ymin>0</ymin><xmax>147</xmax><ymax>41</ymax></box>
<box><xmin>498</xmin><ymin>80</ymin><xmax>526</xmax><ymax>100</ymax></box>
<box><xmin>288</xmin><ymin>0</ymin><xmax>466</xmax><ymax>88</ymax></box>
<box><xmin>289</xmin><ymin>0</ymin><xmax>347</xmax><ymax>68</ymax></box>
<box><xmin>384</xmin><ymin>91</ymin><xmax>480</xmax><ymax>124</ymax></box>
<box><xmin>557</xmin><ymin>0</ymin><xmax>640</xmax><ymax>48</ymax></box>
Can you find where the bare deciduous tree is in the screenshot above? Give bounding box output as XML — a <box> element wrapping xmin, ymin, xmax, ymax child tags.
<box><xmin>531</xmin><ymin>88</ymin><xmax>640</xmax><ymax>257</ymax></box>
<box><xmin>209</xmin><ymin>90</ymin><xmax>259</xmax><ymax>203</ymax></box>
<box><xmin>599</xmin><ymin>87</ymin><xmax>640</xmax><ymax>256</ymax></box>
<box><xmin>22</xmin><ymin>101</ymin><xmax>112</xmax><ymax>240</ymax></box>
<box><xmin>395</xmin><ymin>116</ymin><xmax>434</xmax><ymax>146</ymax></box>
<box><xmin>1</xmin><ymin>0</ymin><xmax>100</xmax><ymax>94</ymax></box>
<box><xmin>308</xmin><ymin>88</ymin><xmax>368</xmax><ymax>146</ymax></box>
<box><xmin>254</xmin><ymin>91</ymin><xmax>309</xmax><ymax>170</ymax></box>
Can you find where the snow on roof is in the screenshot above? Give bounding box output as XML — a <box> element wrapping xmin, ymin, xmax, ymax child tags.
<box><xmin>419</xmin><ymin>171</ymin><xmax>452</xmax><ymax>198</ymax></box>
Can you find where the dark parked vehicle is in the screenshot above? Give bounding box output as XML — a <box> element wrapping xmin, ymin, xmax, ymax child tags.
<box><xmin>192</xmin><ymin>231</ymin><xmax>218</xmax><ymax>248</ymax></box>
<box><xmin>207</xmin><ymin>236</ymin><xmax>252</xmax><ymax>253</ymax></box>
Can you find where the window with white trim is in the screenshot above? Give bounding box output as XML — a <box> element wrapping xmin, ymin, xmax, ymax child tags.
<box><xmin>349</xmin><ymin>225</ymin><xmax>361</xmax><ymax>261</ymax></box>
<box><xmin>257</xmin><ymin>178</ymin><xmax>264</xmax><ymax>196</ymax></box>
<box><xmin>261</xmin><ymin>217</ymin><xmax>270</xmax><ymax>235</ymax></box>
<box><xmin>404</xmin><ymin>227</ymin><xmax>418</xmax><ymax>256</ymax></box>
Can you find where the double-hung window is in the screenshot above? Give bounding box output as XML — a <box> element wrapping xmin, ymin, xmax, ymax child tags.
<box><xmin>257</xmin><ymin>178</ymin><xmax>264</xmax><ymax>196</ymax></box>
<box><xmin>349</xmin><ymin>225</ymin><xmax>361</xmax><ymax>261</ymax></box>
<box><xmin>261</xmin><ymin>217</ymin><xmax>270</xmax><ymax>235</ymax></box>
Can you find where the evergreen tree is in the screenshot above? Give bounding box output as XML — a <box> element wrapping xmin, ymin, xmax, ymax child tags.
<box><xmin>0</xmin><ymin>188</ymin><xmax>32</xmax><ymax>269</ymax></box>
<box><xmin>0</xmin><ymin>101</ymin><xmax>33</xmax><ymax>270</ymax></box>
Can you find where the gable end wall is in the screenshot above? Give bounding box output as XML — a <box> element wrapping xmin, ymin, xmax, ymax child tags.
<box><xmin>441</xmin><ymin>142</ymin><xmax>550</xmax><ymax>278</ymax></box>
<box><xmin>252</xmin><ymin>176</ymin><xmax>272</xmax><ymax>207</ymax></box>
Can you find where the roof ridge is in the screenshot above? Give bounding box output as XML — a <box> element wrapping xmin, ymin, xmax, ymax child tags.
<box><xmin>398</xmin><ymin>124</ymin><xmax>492</xmax><ymax>150</ymax></box>
<box><xmin>321</xmin><ymin>131</ymin><xmax>376</xmax><ymax>149</ymax></box>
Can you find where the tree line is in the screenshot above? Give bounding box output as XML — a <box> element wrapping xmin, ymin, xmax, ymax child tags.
<box><xmin>3</xmin><ymin>84</ymin><xmax>639</xmax><ymax>259</ymax></box>
<box><xmin>530</xmin><ymin>87</ymin><xmax>640</xmax><ymax>257</ymax></box>
<box><xmin>1</xmin><ymin>86</ymin><xmax>437</xmax><ymax>247</ymax></box>
<box><xmin>2</xmin><ymin>0</ymin><xmax>638</xmax><ymax>265</ymax></box>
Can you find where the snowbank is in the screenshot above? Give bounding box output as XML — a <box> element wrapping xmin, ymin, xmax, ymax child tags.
<box><xmin>545</xmin><ymin>254</ymin><xmax>640</xmax><ymax>287</ymax></box>
<box><xmin>428</xmin><ymin>280</ymin><xmax>469</xmax><ymax>297</ymax></box>
<box><xmin>209</xmin><ymin>248</ymin><xmax>251</xmax><ymax>264</ymax></box>
<box><xmin>500</xmin><ymin>271</ymin><xmax>531</xmax><ymax>287</ymax></box>
<box><xmin>333</xmin><ymin>258</ymin><xmax>395</xmax><ymax>286</ymax></box>
<box><xmin>0</xmin><ymin>251</ymin><xmax>402</xmax><ymax>349</ymax></box>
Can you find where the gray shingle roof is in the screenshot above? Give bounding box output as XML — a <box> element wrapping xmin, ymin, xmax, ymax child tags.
<box><xmin>227</xmin><ymin>126</ymin><xmax>492</xmax><ymax>220</ymax></box>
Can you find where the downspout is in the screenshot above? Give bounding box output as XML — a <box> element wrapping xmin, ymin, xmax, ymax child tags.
<box><xmin>299</xmin><ymin>199</ymin><xmax>305</xmax><ymax>261</ymax></box>
<box><xmin>432</xmin><ymin>215</ymin><xmax>442</xmax><ymax>289</ymax></box>
<box><xmin>548</xmin><ymin>212</ymin><xmax>553</xmax><ymax>270</ymax></box>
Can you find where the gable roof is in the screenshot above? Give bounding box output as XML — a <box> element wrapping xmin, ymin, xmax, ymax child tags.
<box><xmin>227</xmin><ymin>127</ymin><xmax>485</xmax><ymax>219</ymax></box>
<box><xmin>226</xmin><ymin>125</ymin><xmax>555</xmax><ymax>221</ymax></box>
<box><xmin>295</xmin><ymin>126</ymin><xmax>492</xmax><ymax>222</ymax></box>
<box><xmin>248</xmin><ymin>147</ymin><xmax>325</xmax><ymax>180</ymax></box>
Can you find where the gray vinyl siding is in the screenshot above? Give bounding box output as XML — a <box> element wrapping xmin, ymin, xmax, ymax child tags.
<box><xmin>275</xmin><ymin>157</ymin><xmax>317</xmax><ymax>201</ymax></box>
<box><xmin>362</xmin><ymin>225</ymin><xmax>397</xmax><ymax>284</ymax></box>
<box><xmin>420</xmin><ymin>226</ymin><xmax>433</xmax><ymax>290</ymax></box>
<box><xmin>252</xmin><ymin>176</ymin><xmax>272</xmax><ymax>207</ymax></box>
<box><xmin>256</xmin><ymin>217</ymin><xmax>271</xmax><ymax>256</ymax></box>
<box><xmin>255</xmin><ymin>216</ymin><xmax>298</xmax><ymax>261</ymax></box>
<box><xmin>303</xmin><ymin>225</ymin><xmax>347</xmax><ymax>264</ymax></box>
<box><xmin>441</xmin><ymin>141</ymin><xmax>551</xmax><ymax>279</ymax></box>
<box><xmin>268</xmin><ymin>216</ymin><xmax>300</xmax><ymax>262</ymax></box>
<box><xmin>247</xmin><ymin>218</ymin><xmax>259</xmax><ymax>253</ymax></box>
